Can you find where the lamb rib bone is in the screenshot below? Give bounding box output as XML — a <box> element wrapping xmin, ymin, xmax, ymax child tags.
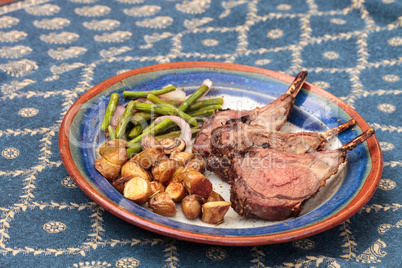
<box><xmin>229</xmin><ymin>128</ymin><xmax>375</xmax><ymax>221</ymax></box>
<box><xmin>193</xmin><ymin>71</ymin><xmax>308</xmax><ymax>157</ymax></box>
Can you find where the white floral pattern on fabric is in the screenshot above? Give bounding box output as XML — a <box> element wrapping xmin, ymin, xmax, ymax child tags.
<box><xmin>43</xmin><ymin>221</ymin><xmax>66</xmax><ymax>233</ymax></box>
<box><xmin>1</xmin><ymin>147</ymin><xmax>19</xmax><ymax>159</ymax></box>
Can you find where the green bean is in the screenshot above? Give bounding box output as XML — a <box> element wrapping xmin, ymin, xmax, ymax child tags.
<box><xmin>130</xmin><ymin>112</ymin><xmax>153</xmax><ymax>126</ymax></box>
<box><xmin>115</xmin><ymin>101</ymin><xmax>136</xmax><ymax>139</ymax></box>
<box><xmin>131</xmin><ymin>80</ymin><xmax>212</xmax><ymax>143</ymax></box>
<box><xmin>187</xmin><ymin>109</ymin><xmax>216</xmax><ymax>118</ymax></box>
<box><xmin>178</xmin><ymin>80</ymin><xmax>212</xmax><ymax>112</ymax></box>
<box><xmin>155</xmin><ymin>127</ymin><xmax>201</xmax><ymax>140</ymax></box>
<box><xmin>187</xmin><ymin>98</ymin><xmax>223</xmax><ymax>112</ymax></box>
<box><xmin>107</xmin><ymin>125</ymin><xmax>116</xmax><ymax>140</ymax></box>
<box><xmin>128</xmin><ymin>125</ymin><xmax>143</xmax><ymax>139</ymax></box>
<box><xmin>123</xmin><ymin>85</ymin><xmax>175</xmax><ymax>99</ymax></box>
<box><xmin>129</xmin><ymin>118</ymin><xmax>173</xmax><ymax>144</ymax></box>
<box><xmin>127</xmin><ymin>142</ymin><xmax>142</xmax><ymax>156</ymax></box>
<box><xmin>100</xmin><ymin>93</ymin><xmax>120</xmax><ymax>131</ymax></box>
<box><xmin>134</xmin><ymin>102</ymin><xmax>176</xmax><ymax>115</ymax></box>
<box><xmin>191</xmin><ymin>104</ymin><xmax>222</xmax><ymax>113</ymax></box>
<box><xmin>147</xmin><ymin>94</ymin><xmax>198</xmax><ymax>127</ymax></box>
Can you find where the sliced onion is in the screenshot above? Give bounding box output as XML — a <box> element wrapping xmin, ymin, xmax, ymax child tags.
<box><xmin>160</xmin><ymin>89</ymin><xmax>186</xmax><ymax>103</ymax></box>
<box><xmin>110</xmin><ymin>105</ymin><xmax>125</xmax><ymax>129</ymax></box>
<box><xmin>153</xmin><ymin>115</ymin><xmax>192</xmax><ymax>153</ymax></box>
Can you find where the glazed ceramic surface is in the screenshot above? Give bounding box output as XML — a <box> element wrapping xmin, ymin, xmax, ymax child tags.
<box><xmin>59</xmin><ymin>62</ymin><xmax>382</xmax><ymax>246</ymax></box>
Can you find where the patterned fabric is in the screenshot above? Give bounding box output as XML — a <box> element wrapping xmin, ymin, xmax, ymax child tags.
<box><xmin>0</xmin><ymin>0</ymin><xmax>400</xmax><ymax>267</ymax></box>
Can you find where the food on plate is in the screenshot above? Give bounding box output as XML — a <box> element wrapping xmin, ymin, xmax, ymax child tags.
<box><xmin>207</xmin><ymin>191</ymin><xmax>225</xmax><ymax>202</ymax></box>
<box><xmin>159</xmin><ymin>137</ymin><xmax>186</xmax><ymax>154</ymax></box>
<box><xmin>94</xmin><ymin>72</ymin><xmax>375</xmax><ymax>224</ymax></box>
<box><xmin>148</xmin><ymin>192</ymin><xmax>177</xmax><ymax>217</ymax></box>
<box><xmin>120</xmin><ymin>160</ymin><xmax>151</xmax><ymax>180</ymax></box>
<box><xmin>201</xmin><ymin>201</ymin><xmax>232</xmax><ymax>224</ymax></box>
<box><xmin>123</xmin><ymin>176</ymin><xmax>151</xmax><ymax>204</ymax></box>
<box><xmin>229</xmin><ymin>129</ymin><xmax>374</xmax><ymax>221</ymax></box>
<box><xmin>94</xmin><ymin>80</ymin><xmax>231</xmax><ymax>224</ymax></box>
<box><xmin>130</xmin><ymin>146</ymin><xmax>165</xmax><ymax>169</ymax></box>
<box><xmin>208</xmin><ymin>119</ymin><xmax>356</xmax><ymax>182</ymax></box>
<box><xmin>181</xmin><ymin>195</ymin><xmax>203</xmax><ymax>220</ymax></box>
<box><xmin>175</xmin><ymin>167</ymin><xmax>213</xmax><ymax>199</ymax></box>
<box><xmin>149</xmin><ymin>181</ymin><xmax>166</xmax><ymax>196</ymax></box>
<box><xmin>165</xmin><ymin>181</ymin><xmax>187</xmax><ymax>202</ymax></box>
<box><xmin>94</xmin><ymin>147</ymin><xmax>128</xmax><ymax>181</ymax></box>
<box><xmin>193</xmin><ymin>71</ymin><xmax>308</xmax><ymax>157</ymax></box>
<box><xmin>185</xmin><ymin>155</ymin><xmax>206</xmax><ymax>173</ymax></box>
<box><xmin>170</xmin><ymin>151</ymin><xmax>194</xmax><ymax>166</ymax></box>
<box><xmin>141</xmin><ymin>134</ymin><xmax>161</xmax><ymax>151</ymax></box>
<box><xmin>99</xmin><ymin>139</ymin><xmax>128</xmax><ymax>156</ymax></box>
<box><xmin>151</xmin><ymin>159</ymin><xmax>178</xmax><ymax>184</ymax></box>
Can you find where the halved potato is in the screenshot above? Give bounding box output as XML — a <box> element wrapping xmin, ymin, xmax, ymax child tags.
<box><xmin>123</xmin><ymin>177</ymin><xmax>151</xmax><ymax>204</ymax></box>
<box><xmin>201</xmin><ymin>201</ymin><xmax>231</xmax><ymax>225</ymax></box>
<box><xmin>165</xmin><ymin>182</ymin><xmax>186</xmax><ymax>202</ymax></box>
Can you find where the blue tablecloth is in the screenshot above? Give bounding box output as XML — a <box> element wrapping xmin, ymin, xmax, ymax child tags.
<box><xmin>0</xmin><ymin>0</ymin><xmax>401</xmax><ymax>267</ymax></box>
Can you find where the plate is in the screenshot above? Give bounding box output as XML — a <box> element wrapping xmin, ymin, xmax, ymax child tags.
<box><xmin>59</xmin><ymin>62</ymin><xmax>382</xmax><ymax>246</ymax></box>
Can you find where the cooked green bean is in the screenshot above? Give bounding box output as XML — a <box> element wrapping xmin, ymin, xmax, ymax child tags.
<box><xmin>187</xmin><ymin>98</ymin><xmax>223</xmax><ymax>112</ymax></box>
<box><xmin>107</xmin><ymin>125</ymin><xmax>116</xmax><ymax>140</ymax></box>
<box><xmin>178</xmin><ymin>80</ymin><xmax>212</xmax><ymax>112</ymax></box>
<box><xmin>100</xmin><ymin>93</ymin><xmax>120</xmax><ymax>131</ymax></box>
<box><xmin>130</xmin><ymin>112</ymin><xmax>153</xmax><ymax>126</ymax></box>
<box><xmin>187</xmin><ymin>109</ymin><xmax>216</xmax><ymax>118</ymax></box>
<box><xmin>129</xmin><ymin>118</ymin><xmax>173</xmax><ymax>144</ymax></box>
<box><xmin>128</xmin><ymin>125</ymin><xmax>143</xmax><ymax>139</ymax></box>
<box><xmin>115</xmin><ymin>101</ymin><xmax>136</xmax><ymax>139</ymax></box>
<box><xmin>126</xmin><ymin>142</ymin><xmax>142</xmax><ymax>156</ymax></box>
<box><xmin>123</xmin><ymin>85</ymin><xmax>175</xmax><ymax>99</ymax></box>
<box><xmin>147</xmin><ymin>94</ymin><xmax>198</xmax><ymax>127</ymax></box>
<box><xmin>133</xmin><ymin>102</ymin><xmax>176</xmax><ymax>115</ymax></box>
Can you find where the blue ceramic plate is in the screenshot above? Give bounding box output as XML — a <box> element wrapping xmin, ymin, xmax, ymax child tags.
<box><xmin>59</xmin><ymin>62</ymin><xmax>382</xmax><ymax>246</ymax></box>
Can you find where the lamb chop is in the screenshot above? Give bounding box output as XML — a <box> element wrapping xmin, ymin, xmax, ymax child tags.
<box><xmin>193</xmin><ymin>71</ymin><xmax>308</xmax><ymax>157</ymax></box>
<box><xmin>229</xmin><ymin>128</ymin><xmax>375</xmax><ymax>221</ymax></box>
<box><xmin>207</xmin><ymin>119</ymin><xmax>356</xmax><ymax>181</ymax></box>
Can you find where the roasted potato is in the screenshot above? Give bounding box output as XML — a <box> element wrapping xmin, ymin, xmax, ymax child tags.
<box><xmin>170</xmin><ymin>151</ymin><xmax>194</xmax><ymax>166</ymax></box>
<box><xmin>103</xmin><ymin>147</ymin><xmax>128</xmax><ymax>166</ymax></box>
<box><xmin>131</xmin><ymin>146</ymin><xmax>165</xmax><ymax>169</ymax></box>
<box><xmin>201</xmin><ymin>201</ymin><xmax>231</xmax><ymax>225</ymax></box>
<box><xmin>148</xmin><ymin>192</ymin><xmax>177</xmax><ymax>217</ymax></box>
<box><xmin>99</xmin><ymin>139</ymin><xmax>128</xmax><ymax>156</ymax></box>
<box><xmin>113</xmin><ymin>176</ymin><xmax>133</xmax><ymax>193</ymax></box>
<box><xmin>121</xmin><ymin>160</ymin><xmax>151</xmax><ymax>181</ymax></box>
<box><xmin>169</xmin><ymin>166</ymin><xmax>186</xmax><ymax>183</ymax></box>
<box><xmin>150</xmin><ymin>181</ymin><xmax>165</xmax><ymax>196</ymax></box>
<box><xmin>181</xmin><ymin>195</ymin><xmax>203</xmax><ymax>220</ymax></box>
<box><xmin>95</xmin><ymin>147</ymin><xmax>128</xmax><ymax>181</ymax></box>
<box><xmin>94</xmin><ymin>157</ymin><xmax>121</xmax><ymax>181</ymax></box>
<box><xmin>180</xmin><ymin>167</ymin><xmax>212</xmax><ymax>199</ymax></box>
<box><xmin>165</xmin><ymin>182</ymin><xmax>186</xmax><ymax>202</ymax></box>
<box><xmin>123</xmin><ymin>177</ymin><xmax>151</xmax><ymax>204</ymax></box>
<box><xmin>151</xmin><ymin>159</ymin><xmax>178</xmax><ymax>184</ymax></box>
<box><xmin>186</xmin><ymin>156</ymin><xmax>206</xmax><ymax>173</ymax></box>
<box><xmin>160</xmin><ymin>137</ymin><xmax>186</xmax><ymax>154</ymax></box>
<box><xmin>207</xmin><ymin>191</ymin><xmax>225</xmax><ymax>202</ymax></box>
